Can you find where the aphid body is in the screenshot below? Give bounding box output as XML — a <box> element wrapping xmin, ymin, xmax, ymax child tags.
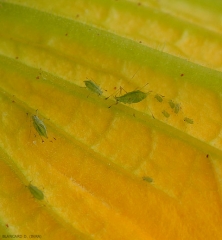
<box><xmin>32</xmin><ymin>115</ymin><xmax>48</xmax><ymax>139</ymax></box>
<box><xmin>142</xmin><ymin>176</ymin><xmax>153</xmax><ymax>183</ymax></box>
<box><xmin>169</xmin><ymin>100</ymin><xmax>175</xmax><ymax>109</ymax></box>
<box><xmin>174</xmin><ymin>103</ymin><xmax>180</xmax><ymax>114</ymax></box>
<box><xmin>184</xmin><ymin>117</ymin><xmax>194</xmax><ymax>124</ymax></box>
<box><xmin>115</xmin><ymin>90</ymin><xmax>148</xmax><ymax>104</ymax></box>
<box><xmin>162</xmin><ymin>110</ymin><xmax>170</xmax><ymax>118</ymax></box>
<box><xmin>84</xmin><ymin>80</ymin><xmax>103</xmax><ymax>96</ymax></box>
<box><xmin>155</xmin><ymin>94</ymin><xmax>164</xmax><ymax>102</ymax></box>
<box><xmin>28</xmin><ymin>184</ymin><xmax>44</xmax><ymax>200</ymax></box>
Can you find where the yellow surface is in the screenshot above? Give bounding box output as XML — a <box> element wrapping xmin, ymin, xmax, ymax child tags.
<box><xmin>0</xmin><ymin>1</ymin><xmax>222</xmax><ymax>239</ymax></box>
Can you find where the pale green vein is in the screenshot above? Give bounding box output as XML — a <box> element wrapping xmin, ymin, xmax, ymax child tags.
<box><xmin>0</xmin><ymin>1</ymin><xmax>222</xmax><ymax>92</ymax></box>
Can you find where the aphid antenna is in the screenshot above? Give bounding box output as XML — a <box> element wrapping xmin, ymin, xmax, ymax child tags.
<box><xmin>129</xmin><ymin>67</ymin><xmax>141</xmax><ymax>80</ymax></box>
<box><xmin>136</xmin><ymin>82</ymin><xmax>149</xmax><ymax>92</ymax></box>
<box><xmin>84</xmin><ymin>77</ymin><xmax>91</xmax><ymax>98</ymax></box>
<box><xmin>34</xmin><ymin>109</ymin><xmax>50</xmax><ymax>121</ymax></box>
<box><xmin>147</xmin><ymin>106</ymin><xmax>155</xmax><ymax>119</ymax></box>
<box><xmin>26</xmin><ymin>112</ymin><xmax>32</xmax><ymax>141</ymax></box>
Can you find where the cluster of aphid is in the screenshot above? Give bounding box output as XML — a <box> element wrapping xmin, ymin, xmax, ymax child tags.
<box><xmin>28</xmin><ymin>79</ymin><xmax>193</xmax><ymax>199</ymax></box>
<box><xmin>84</xmin><ymin>80</ymin><xmax>194</xmax><ymax>124</ymax></box>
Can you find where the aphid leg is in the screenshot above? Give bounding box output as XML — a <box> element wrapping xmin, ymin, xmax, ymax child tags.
<box><xmin>108</xmin><ymin>101</ymin><xmax>119</xmax><ymax>108</ymax></box>
<box><xmin>40</xmin><ymin>135</ymin><xmax>44</xmax><ymax>143</ymax></box>
<box><xmin>105</xmin><ymin>87</ymin><xmax>121</xmax><ymax>100</ymax></box>
<box><xmin>147</xmin><ymin>106</ymin><xmax>155</xmax><ymax>119</ymax></box>
<box><xmin>119</xmin><ymin>86</ymin><xmax>127</xmax><ymax>94</ymax></box>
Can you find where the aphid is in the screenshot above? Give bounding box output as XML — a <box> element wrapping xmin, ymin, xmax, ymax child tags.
<box><xmin>115</xmin><ymin>90</ymin><xmax>148</xmax><ymax>104</ymax></box>
<box><xmin>84</xmin><ymin>80</ymin><xmax>103</xmax><ymax>96</ymax></box>
<box><xmin>174</xmin><ymin>103</ymin><xmax>180</xmax><ymax>114</ymax></box>
<box><xmin>142</xmin><ymin>176</ymin><xmax>153</xmax><ymax>183</ymax></box>
<box><xmin>28</xmin><ymin>184</ymin><xmax>44</xmax><ymax>200</ymax></box>
<box><xmin>155</xmin><ymin>94</ymin><xmax>164</xmax><ymax>102</ymax></box>
<box><xmin>169</xmin><ymin>100</ymin><xmax>175</xmax><ymax>109</ymax></box>
<box><xmin>32</xmin><ymin>111</ymin><xmax>48</xmax><ymax>141</ymax></box>
<box><xmin>108</xmin><ymin>84</ymin><xmax>150</xmax><ymax>108</ymax></box>
<box><xmin>169</xmin><ymin>100</ymin><xmax>180</xmax><ymax>113</ymax></box>
<box><xmin>184</xmin><ymin>117</ymin><xmax>193</xmax><ymax>124</ymax></box>
<box><xmin>162</xmin><ymin>110</ymin><xmax>170</xmax><ymax>118</ymax></box>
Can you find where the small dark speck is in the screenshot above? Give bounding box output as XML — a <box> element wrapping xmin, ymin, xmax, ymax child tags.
<box><xmin>65</xmin><ymin>33</ymin><xmax>68</xmax><ymax>36</ymax></box>
<box><xmin>139</xmin><ymin>41</ymin><xmax>142</xmax><ymax>44</ymax></box>
<box><xmin>76</xmin><ymin>14</ymin><xmax>79</xmax><ymax>18</ymax></box>
<box><xmin>36</xmin><ymin>76</ymin><xmax>40</xmax><ymax>79</ymax></box>
<box><xmin>15</xmin><ymin>56</ymin><xmax>19</xmax><ymax>60</ymax></box>
<box><xmin>138</xmin><ymin>2</ymin><xmax>142</xmax><ymax>6</ymax></box>
<box><xmin>180</xmin><ymin>73</ymin><xmax>184</xmax><ymax>76</ymax></box>
<box><xmin>206</xmin><ymin>154</ymin><xmax>209</xmax><ymax>158</ymax></box>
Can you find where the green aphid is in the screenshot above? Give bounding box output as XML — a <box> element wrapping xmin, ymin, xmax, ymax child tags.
<box><xmin>142</xmin><ymin>176</ymin><xmax>153</xmax><ymax>183</ymax></box>
<box><xmin>155</xmin><ymin>94</ymin><xmax>164</xmax><ymax>102</ymax></box>
<box><xmin>174</xmin><ymin>103</ymin><xmax>180</xmax><ymax>114</ymax></box>
<box><xmin>184</xmin><ymin>117</ymin><xmax>193</xmax><ymax>124</ymax></box>
<box><xmin>28</xmin><ymin>184</ymin><xmax>44</xmax><ymax>200</ymax></box>
<box><xmin>84</xmin><ymin>80</ymin><xmax>103</xmax><ymax>96</ymax></box>
<box><xmin>162</xmin><ymin>110</ymin><xmax>170</xmax><ymax>118</ymax></box>
<box><xmin>32</xmin><ymin>115</ymin><xmax>48</xmax><ymax>139</ymax></box>
<box><xmin>169</xmin><ymin>100</ymin><xmax>175</xmax><ymax>109</ymax></box>
<box><xmin>115</xmin><ymin>90</ymin><xmax>149</xmax><ymax>104</ymax></box>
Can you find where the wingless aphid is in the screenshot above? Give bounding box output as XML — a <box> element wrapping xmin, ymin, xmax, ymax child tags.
<box><xmin>169</xmin><ymin>100</ymin><xmax>175</xmax><ymax>109</ymax></box>
<box><xmin>32</xmin><ymin>111</ymin><xmax>48</xmax><ymax>141</ymax></box>
<box><xmin>174</xmin><ymin>103</ymin><xmax>180</xmax><ymax>114</ymax></box>
<box><xmin>155</xmin><ymin>94</ymin><xmax>164</xmax><ymax>102</ymax></box>
<box><xmin>115</xmin><ymin>90</ymin><xmax>149</xmax><ymax>104</ymax></box>
<box><xmin>184</xmin><ymin>117</ymin><xmax>193</xmax><ymax>124</ymax></box>
<box><xmin>28</xmin><ymin>184</ymin><xmax>44</xmax><ymax>200</ymax></box>
<box><xmin>162</xmin><ymin>110</ymin><xmax>170</xmax><ymax>118</ymax></box>
<box><xmin>108</xmin><ymin>83</ymin><xmax>150</xmax><ymax>108</ymax></box>
<box><xmin>142</xmin><ymin>176</ymin><xmax>153</xmax><ymax>183</ymax></box>
<box><xmin>84</xmin><ymin>80</ymin><xmax>103</xmax><ymax>96</ymax></box>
